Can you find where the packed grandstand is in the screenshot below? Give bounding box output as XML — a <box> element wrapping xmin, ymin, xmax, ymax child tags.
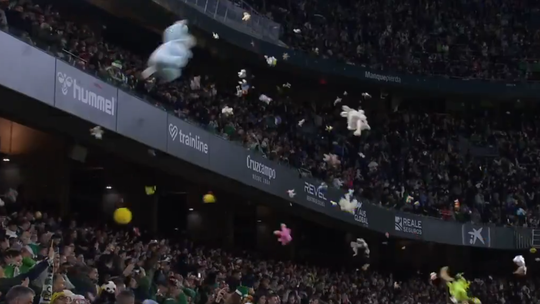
<box><xmin>0</xmin><ymin>0</ymin><xmax>540</xmax><ymax>304</ymax></box>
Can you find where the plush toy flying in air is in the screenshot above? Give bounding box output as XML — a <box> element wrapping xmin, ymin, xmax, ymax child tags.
<box><xmin>350</xmin><ymin>238</ymin><xmax>369</xmax><ymax>257</ymax></box>
<box><xmin>90</xmin><ymin>126</ymin><xmax>104</xmax><ymax>139</ymax></box>
<box><xmin>513</xmin><ymin>255</ymin><xmax>527</xmax><ymax>275</ymax></box>
<box><xmin>439</xmin><ymin>267</ymin><xmax>481</xmax><ymax>304</ymax></box>
<box><xmin>339</xmin><ymin>190</ymin><xmax>358</xmax><ymax>214</ymax></box>
<box><xmin>340</xmin><ymin>106</ymin><xmax>371</xmax><ymax>136</ymax></box>
<box><xmin>287</xmin><ymin>189</ymin><xmax>296</xmax><ymax>198</ymax></box>
<box><xmin>274</xmin><ymin>223</ymin><xmax>292</xmax><ymax>245</ymax></box>
<box><xmin>142</xmin><ymin>20</ymin><xmax>196</xmax><ymax>82</ymax></box>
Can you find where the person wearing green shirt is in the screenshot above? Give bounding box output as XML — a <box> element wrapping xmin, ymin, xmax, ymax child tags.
<box><xmin>3</xmin><ymin>249</ymin><xmax>23</xmax><ymax>278</ymax></box>
<box><xmin>20</xmin><ymin>256</ymin><xmax>36</xmax><ymax>274</ymax></box>
<box><xmin>162</xmin><ymin>281</ymin><xmax>197</xmax><ymax>304</ymax></box>
<box><xmin>223</xmin><ymin>286</ymin><xmax>250</xmax><ymax>304</ymax></box>
<box><xmin>130</xmin><ymin>267</ymin><xmax>160</xmax><ymax>301</ymax></box>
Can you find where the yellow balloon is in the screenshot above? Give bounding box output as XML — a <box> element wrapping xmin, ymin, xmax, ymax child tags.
<box><xmin>113</xmin><ymin>208</ymin><xmax>132</xmax><ymax>225</ymax></box>
<box><xmin>203</xmin><ymin>194</ymin><xmax>216</xmax><ymax>203</ymax></box>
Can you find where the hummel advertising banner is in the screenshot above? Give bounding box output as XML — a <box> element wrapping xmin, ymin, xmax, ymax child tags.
<box><xmin>0</xmin><ymin>30</ymin><xmax>533</xmax><ymax>250</ymax></box>
<box><xmin>54</xmin><ymin>60</ymin><xmax>118</xmax><ymax>131</ymax></box>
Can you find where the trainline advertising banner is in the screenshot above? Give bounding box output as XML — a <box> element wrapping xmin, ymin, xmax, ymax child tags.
<box><xmin>0</xmin><ymin>30</ymin><xmax>532</xmax><ymax>250</ymax></box>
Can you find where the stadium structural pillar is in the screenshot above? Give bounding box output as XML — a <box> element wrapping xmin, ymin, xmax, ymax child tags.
<box><xmin>150</xmin><ymin>193</ymin><xmax>158</xmax><ymax>234</ymax></box>
<box><xmin>0</xmin><ymin>119</ymin><xmax>71</xmax><ymax>214</ymax></box>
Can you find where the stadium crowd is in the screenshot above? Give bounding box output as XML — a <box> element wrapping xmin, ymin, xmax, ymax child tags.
<box><xmin>2</xmin><ymin>0</ymin><xmax>540</xmax><ymax>228</ymax></box>
<box><xmin>244</xmin><ymin>0</ymin><xmax>540</xmax><ymax>81</ymax></box>
<box><xmin>0</xmin><ymin>207</ymin><xmax>535</xmax><ymax>304</ymax></box>
<box><xmin>1</xmin><ymin>1</ymin><xmax>540</xmax><ymax>304</ymax></box>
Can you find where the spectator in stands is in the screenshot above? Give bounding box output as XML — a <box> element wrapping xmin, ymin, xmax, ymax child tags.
<box><xmin>116</xmin><ymin>290</ymin><xmax>135</xmax><ymax>304</ymax></box>
<box><xmin>0</xmin><ymin>0</ymin><xmax>8</xmax><ymax>32</ymax></box>
<box><xmin>241</xmin><ymin>0</ymin><xmax>540</xmax><ymax>81</ymax></box>
<box><xmin>6</xmin><ymin>285</ymin><xmax>36</xmax><ymax>304</ymax></box>
<box><xmin>105</xmin><ymin>61</ymin><xmax>128</xmax><ymax>87</ymax></box>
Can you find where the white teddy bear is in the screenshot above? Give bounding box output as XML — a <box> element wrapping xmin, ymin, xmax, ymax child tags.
<box><xmin>340</xmin><ymin>106</ymin><xmax>371</xmax><ymax>136</ymax></box>
<box><xmin>350</xmin><ymin>238</ymin><xmax>369</xmax><ymax>257</ymax></box>
<box><xmin>339</xmin><ymin>190</ymin><xmax>358</xmax><ymax>214</ymax></box>
<box><xmin>513</xmin><ymin>255</ymin><xmax>527</xmax><ymax>275</ymax></box>
<box><xmin>142</xmin><ymin>20</ymin><xmax>196</xmax><ymax>82</ymax></box>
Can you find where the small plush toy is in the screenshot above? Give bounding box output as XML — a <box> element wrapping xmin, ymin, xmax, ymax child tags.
<box><xmin>323</xmin><ymin>153</ymin><xmax>341</xmax><ymax>167</ymax></box>
<box><xmin>236</xmin><ymin>80</ymin><xmax>251</xmax><ymax>97</ymax></box>
<box><xmin>259</xmin><ymin>94</ymin><xmax>272</xmax><ymax>104</ymax></box>
<box><xmin>142</xmin><ymin>20</ymin><xmax>195</xmax><ymax>82</ymax></box>
<box><xmin>287</xmin><ymin>189</ymin><xmax>296</xmax><ymax>198</ymax></box>
<box><xmin>264</xmin><ymin>55</ymin><xmax>277</xmax><ymax>67</ymax></box>
<box><xmin>340</xmin><ymin>106</ymin><xmax>371</xmax><ymax>136</ymax></box>
<box><xmin>513</xmin><ymin>255</ymin><xmax>527</xmax><ymax>275</ymax></box>
<box><xmin>90</xmin><ymin>126</ymin><xmax>103</xmax><ymax>139</ymax></box>
<box><xmin>339</xmin><ymin>190</ymin><xmax>358</xmax><ymax>214</ymax></box>
<box><xmin>274</xmin><ymin>223</ymin><xmax>292</xmax><ymax>245</ymax></box>
<box><xmin>222</xmin><ymin>106</ymin><xmax>234</xmax><ymax>116</ymax></box>
<box><xmin>238</xmin><ymin>69</ymin><xmax>247</xmax><ymax>78</ymax></box>
<box><xmin>190</xmin><ymin>76</ymin><xmax>201</xmax><ymax>90</ymax></box>
<box><xmin>350</xmin><ymin>238</ymin><xmax>369</xmax><ymax>257</ymax></box>
<box><xmin>100</xmin><ymin>281</ymin><xmax>116</xmax><ymax>295</ymax></box>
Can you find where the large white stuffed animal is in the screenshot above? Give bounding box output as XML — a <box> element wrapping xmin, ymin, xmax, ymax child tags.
<box><xmin>339</xmin><ymin>190</ymin><xmax>358</xmax><ymax>214</ymax></box>
<box><xmin>142</xmin><ymin>20</ymin><xmax>196</xmax><ymax>82</ymax></box>
<box><xmin>340</xmin><ymin>106</ymin><xmax>371</xmax><ymax>136</ymax></box>
<box><xmin>513</xmin><ymin>255</ymin><xmax>527</xmax><ymax>275</ymax></box>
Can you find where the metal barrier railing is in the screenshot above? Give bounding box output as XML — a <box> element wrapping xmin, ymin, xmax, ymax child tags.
<box><xmin>170</xmin><ymin>0</ymin><xmax>281</xmax><ymax>42</ymax></box>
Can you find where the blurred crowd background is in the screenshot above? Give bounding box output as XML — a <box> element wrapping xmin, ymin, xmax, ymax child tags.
<box><xmin>0</xmin><ymin>0</ymin><xmax>540</xmax><ymax>304</ymax></box>
<box><xmin>245</xmin><ymin>0</ymin><xmax>540</xmax><ymax>81</ymax></box>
